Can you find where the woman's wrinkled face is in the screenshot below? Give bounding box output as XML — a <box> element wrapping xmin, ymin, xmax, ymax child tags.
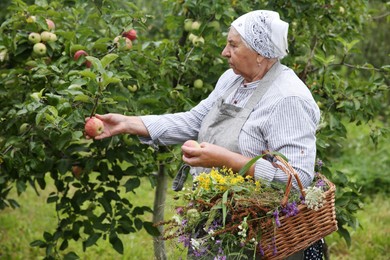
<box><xmin>221</xmin><ymin>28</ymin><xmax>259</xmax><ymax>79</ymax></box>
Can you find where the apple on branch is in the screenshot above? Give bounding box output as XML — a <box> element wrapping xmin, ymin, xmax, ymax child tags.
<box><xmin>85</xmin><ymin>117</ymin><xmax>105</xmax><ymax>138</ymax></box>
<box><xmin>122</xmin><ymin>29</ymin><xmax>137</xmax><ymax>41</ymax></box>
<box><xmin>28</xmin><ymin>32</ymin><xmax>41</xmax><ymax>44</ymax></box>
<box><xmin>71</xmin><ymin>165</ymin><xmax>83</xmax><ymax>180</ymax></box>
<box><xmin>114</xmin><ymin>36</ymin><xmax>133</xmax><ymax>51</ymax></box>
<box><xmin>193</xmin><ymin>79</ymin><xmax>204</xmax><ymax>89</ymax></box>
<box><xmin>73</xmin><ymin>50</ymin><xmax>92</xmax><ymax>68</ymax></box>
<box><xmin>33</xmin><ymin>43</ymin><xmax>47</xmax><ymax>55</ymax></box>
<box><xmin>46</xmin><ymin>19</ymin><xmax>55</xmax><ymax>30</ymax></box>
<box><xmin>41</xmin><ymin>31</ymin><xmax>57</xmax><ymax>42</ymax></box>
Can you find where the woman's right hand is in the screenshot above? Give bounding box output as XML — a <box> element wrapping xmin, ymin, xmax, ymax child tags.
<box><xmin>85</xmin><ymin>113</ymin><xmax>149</xmax><ymax>140</ymax></box>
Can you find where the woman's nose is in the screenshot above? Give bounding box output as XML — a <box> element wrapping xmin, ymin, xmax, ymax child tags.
<box><xmin>221</xmin><ymin>46</ymin><xmax>229</xmax><ymax>57</ymax></box>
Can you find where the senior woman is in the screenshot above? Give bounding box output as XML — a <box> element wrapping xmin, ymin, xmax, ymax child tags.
<box><xmin>90</xmin><ymin>10</ymin><xmax>322</xmax><ymax>259</ymax></box>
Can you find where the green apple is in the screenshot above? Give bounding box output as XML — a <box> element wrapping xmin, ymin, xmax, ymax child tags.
<box><xmin>191</xmin><ymin>21</ymin><xmax>201</xmax><ymax>31</ymax></box>
<box><xmin>26</xmin><ymin>15</ymin><xmax>36</xmax><ymax>23</ymax></box>
<box><xmin>192</xmin><ymin>36</ymin><xmax>204</xmax><ymax>47</ymax></box>
<box><xmin>188</xmin><ymin>33</ymin><xmax>196</xmax><ymax>42</ymax></box>
<box><xmin>184</xmin><ymin>19</ymin><xmax>193</xmax><ymax>32</ymax></box>
<box><xmin>193</xmin><ymin>79</ymin><xmax>204</xmax><ymax>89</ymax></box>
<box><xmin>33</xmin><ymin>43</ymin><xmax>46</xmax><ymax>55</ymax></box>
<box><xmin>127</xmin><ymin>84</ymin><xmax>138</xmax><ymax>92</ymax></box>
<box><xmin>183</xmin><ymin>140</ymin><xmax>200</xmax><ymax>148</ymax></box>
<box><xmin>28</xmin><ymin>32</ymin><xmax>41</xmax><ymax>44</ymax></box>
<box><xmin>208</xmin><ymin>21</ymin><xmax>221</xmax><ymax>31</ymax></box>
<box><xmin>49</xmin><ymin>33</ymin><xmax>57</xmax><ymax>42</ymax></box>
<box><xmin>19</xmin><ymin>123</ymin><xmax>30</xmax><ymax>134</ymax></box>
<box><xmin>40</xmin><ymin>31</ymin><xmax>53</xmax><ymax>42</ymax></box>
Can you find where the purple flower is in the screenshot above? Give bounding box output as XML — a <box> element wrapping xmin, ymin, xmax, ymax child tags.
<box><xmin>273</xmin><ymin>209</ymin><xmax>281</xmax><ymax>227</ymax></box>
<box><xmin>176</xmin><ymin>207</ymin><xmax>184</xmax><ymax>215</ymax></box>
<box><xmin>178</xmin><ymin>235</ymin><xmax>190</xmax><ymax>247</ymax></box>
<box><xmin>316</xmin><ymin>179</ymin><xmax>326</xmax><ymax>189</ymax></box>
<box><xmin>316</xmin><ymin>159</ymin><xmax>323</xmax><ymax>168</ymax></box>
<box><xmin>258</xmin><ymin>244</ymin><xmax>265</xmax><ymax>256</ymax></box>
<box><xmin>272</xmin><ymin>237</ymin><xmax>278</xmax><ymax>255</ymax></box>
<box><xmin>181</xmin><ymin>219</ymin><xmax>188</xmax><ymax>226</ymax></box>
<box><xmin>281</xmin><ymin>202</ymin><xmax>299</xmax><ymax>217</ymax></box>
<box><xmin>193</xmin><ymin>247</ymin><xmax>208</xmax><ymax>257</ymax></box>
<box><xmin>214</xmin><ymin>256</ymin><xmax>226</xmax><ymax>260</ymax></box>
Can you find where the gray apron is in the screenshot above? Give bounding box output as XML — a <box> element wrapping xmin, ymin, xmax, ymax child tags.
<box><xmin>172</xmin><ymin>62</ymin><xmax>283</xmax><ymax>191</ymax></box>
<box><xmin>192</xmin><ymin>61</ymin><xmax>284</xmax><ymax>177</ymax></box>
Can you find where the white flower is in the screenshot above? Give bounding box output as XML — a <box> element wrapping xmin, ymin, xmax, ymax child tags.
<box><xmin>191</xmin><ymin>238</ymin><xmax>201</xmax><ymax>250</ymax></box>
<box><xmin>304</xmin><ymin>186</ymin><xmax>326</xmax><ymax>211</ymax></box>
<box><xmin>172</xmin><ymin>215</ymin><xmax>181</xmax><ymax>224</ymax></box>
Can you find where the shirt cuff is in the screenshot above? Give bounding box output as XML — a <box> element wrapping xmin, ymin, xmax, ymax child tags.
<box><xmin>254</xmin><ymin>158</ymin><xmax>277</xmax><ymax>183</ymax></box>
<box><xmin>138</xmin><ymin>115</ymin><xmax>165</xmax><ymax>147</ymax></box>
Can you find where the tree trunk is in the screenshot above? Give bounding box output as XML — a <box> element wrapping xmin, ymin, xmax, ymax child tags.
<box><xmin>153</xmin><ymin>159</ymin><xmax>168</xmax><ymax>260</ymax></box>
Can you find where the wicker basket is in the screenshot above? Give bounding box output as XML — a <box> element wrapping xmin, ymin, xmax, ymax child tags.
<box><xmin>259</xmin><ymin>154</ymin><xmax>338</xmax><ymax>259</ymax></box>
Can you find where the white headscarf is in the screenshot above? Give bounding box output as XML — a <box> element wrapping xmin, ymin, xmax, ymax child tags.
<box><xmin>231</xmin><ymin>10</ymin><xmax>289</xmax><ymax>59</ymax></box>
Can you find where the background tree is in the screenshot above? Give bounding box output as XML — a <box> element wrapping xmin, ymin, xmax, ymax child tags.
<box><xmin>0</xmin><ymin>0</ymin><xmax>388</xmax><ymax>259</ymax></box>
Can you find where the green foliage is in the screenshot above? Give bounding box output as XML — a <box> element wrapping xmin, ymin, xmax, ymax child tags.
<box><xmin>0</xmin><ymin>0</ymin><xmax>388</xmax><ymax>258</ymax></box>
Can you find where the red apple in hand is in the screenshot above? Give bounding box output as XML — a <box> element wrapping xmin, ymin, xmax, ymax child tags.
<box><xmin>85</xmin><ymin>117</ymin><xmax>104</xmax><ymax>138</ymax></box>
<box><xmin>182</xmin><ymin>140</ymin><xmax>201</xmax><ymax>158</ymax></box>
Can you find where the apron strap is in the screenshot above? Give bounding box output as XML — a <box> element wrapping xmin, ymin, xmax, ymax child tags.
<box><xmin>172</xmin><ymin>163</ymin><xmax>191</xmax><ymax>191</ymax></box>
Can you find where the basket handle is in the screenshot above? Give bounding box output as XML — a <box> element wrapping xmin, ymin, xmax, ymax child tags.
<box><xmin>263</xmin><ymin>151</ymin><xmax>306</xmax><ymax>206</ymax></box>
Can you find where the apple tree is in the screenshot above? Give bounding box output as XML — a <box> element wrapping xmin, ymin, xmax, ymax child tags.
<box><xmin>0</xmin><ymin>0</ymin><xmax>388</xmax><ymax>259</ymax></box>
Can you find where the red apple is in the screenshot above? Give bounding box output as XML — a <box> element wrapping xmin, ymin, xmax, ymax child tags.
<box><xmin>85</xmin><ymin>117</ymin><xmax>104</xmax><ymax>138</ymax></box>
<box><xmin>74</xmin><ymin>50</ymin><xmax>91</xmax><ymax>68</ymax></box>
<box><xmin>123</xmin><ymin>29</ymin><xmax>137</xmax><ymax>41</ymax></box>
<box><xmin>46</xmin><ymin>19</ymin><xmax>55</xmax><ymax>30</ymax></box>
<box><xmin>114</xmin><ymin>36</ymin><xmax>133</xmax><ymax>50</ymax></box>
<box><xmin>72</xmin><ymin>165</ymin><xmax>83</xmax><ymax>179</ymax></box>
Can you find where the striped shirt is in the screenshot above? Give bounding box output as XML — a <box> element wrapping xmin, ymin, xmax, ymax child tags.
<box><xmin>140</xmin><ymin>64</ymin><xmax>320</xmax><ymax>188</ymax></box>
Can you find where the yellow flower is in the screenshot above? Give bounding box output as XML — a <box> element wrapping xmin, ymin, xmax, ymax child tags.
<box><xmin>196</xmin><ymin>173</ymin><xmax>211</xmax><ymax>190</ymax></box>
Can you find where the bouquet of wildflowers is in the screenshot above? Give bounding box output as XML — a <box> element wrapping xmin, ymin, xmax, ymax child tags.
<box><xmin>158</xmin><ymin>159</ymin><xmax>330</xmax><ymax>259</ymax></box>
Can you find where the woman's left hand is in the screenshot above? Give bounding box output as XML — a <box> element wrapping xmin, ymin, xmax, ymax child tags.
<box><xmin>181</xmin><ymin>142</ymin><xmax>253</xmax><ymax>175</ymax></box>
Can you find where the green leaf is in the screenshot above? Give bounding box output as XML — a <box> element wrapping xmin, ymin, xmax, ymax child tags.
<box><xmin>30</xmin><ymin>240</ymin><xmax>46</xmax><ymax>248</ymax></box>
<box><xmin>86</xmin><ymin>56</ymin><xmax>104</xmax><ymax>73</ymax></box>
<box><xmin>222</xmin><ymin>190</ymin><xmax>228</xmax><ymax>227</ymax></box>
<box><xmin>63</xmin><ymin>252</ymin><xmax>79</xmax><ymax>260</ymax></box>
<box><xmin>134</xmin><ymin>217</ymin><xmax>143</xmax><ymax>230</ymax></box>
<box><xmin>79</xmin><ymin>70</ymin><xmax>96</xmax><ymax>80</ymax></box>
<box><xmin>101</xmin><ymin>53</ymin><xmax>119</xmax><ymax>69</ymax></box>
<box><xmin>124</xmin><ymin>178</ymin><xmax>141</xmax><ymax>193</ymax></box>
<box><xmin>109</xmin><ymin>235</ymin><xmax>124</xmax><ymax>254</ymax></box>
<box><xmin>238</xmin><ymin>154</ymin><xmax>265</xmax><ymax>176</ymax></box>
<box><xmin>84</xmin><ymin>233</ymin><xmax>101</xmax><ymax>248</ymax></box>
<box><xmin>143</xmin><ymin>221</ymin><xmax>160</xmax><ymax>236</ymax></box>
<box><xmin>59</xmin><ymin>239</ymin><xmax>69</xmax><ymax>251</ymax></box>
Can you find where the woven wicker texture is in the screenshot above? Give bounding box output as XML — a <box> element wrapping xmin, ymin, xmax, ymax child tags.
<box><xmin>259</xmin><ymin>154</ymin><xmax>338</xmax><ymax>259</ymax></box>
